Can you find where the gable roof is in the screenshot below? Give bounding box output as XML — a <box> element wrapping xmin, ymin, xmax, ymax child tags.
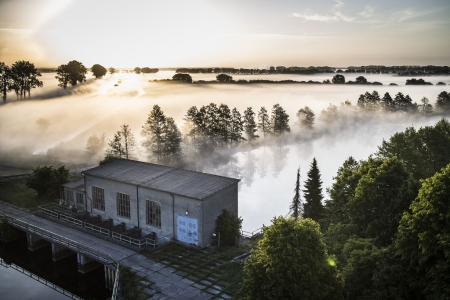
<box><xmin>82</xmin><ymin>159</ymin><xmax>240</xmax><ymax>200</ymax></box>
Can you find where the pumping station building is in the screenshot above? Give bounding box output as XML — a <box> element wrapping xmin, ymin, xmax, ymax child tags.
<box><xmin>62</xmin><ymin>159</ymin><xmax>239</xmax><ymax>248</ymax></box>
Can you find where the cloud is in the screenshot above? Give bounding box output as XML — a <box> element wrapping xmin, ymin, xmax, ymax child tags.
<box><xmin>293</xmin><ymin>0</ymin><xmax>355</xmax><ymax>23</ymax></box>
<box><xmin>397</xmin><ymin>9</ymin><xmax>419</xmax><ymax>22</ymax></box>
<box><xmin>334</xmin><ymin>0</ymin><xmax>344</xmax><ymax>9</ymax></box>
<box><xmin>293</xmin><ymin>12</ymin><xmax>339</xmax><ymax>22</ymax></box>
<box><xmin>359</xmin><ymin>5</ymin><xmax>375</xmax><ymax>18</ymax></box>
<box><xmin>293</xmin><ymin>11</ymin><xmax>354</xmax><ymax>23</ymax></box>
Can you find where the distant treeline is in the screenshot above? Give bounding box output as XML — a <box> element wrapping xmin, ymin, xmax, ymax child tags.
<box><xmin>176</xmin><ymin>65</ymin><xmax>449</xmax><ymax>75</ymax></box>
<box><xmin>133</xmin><ymin>67</ymin><xmax>159</xmax><ymax>74</ymax></box>
<box><xmin>176</xmin><ymin>66</ymin><xmax>336</xmax><ymax>75</ymax></box>
<box><xmin>339</xmin><ymin>65</ymin><xmax>449</xmax><ymax>75</ymax></box>
<box><xmin>165</xmin><ymin>73</ymin><xmax>447</xmax><ymax>86</ymax></box>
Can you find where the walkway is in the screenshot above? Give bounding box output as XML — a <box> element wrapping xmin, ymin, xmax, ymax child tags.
<box><xmin>0</xmin><ymin>200</ymin><xmax>228</xmax><ymax>299</ymax></box>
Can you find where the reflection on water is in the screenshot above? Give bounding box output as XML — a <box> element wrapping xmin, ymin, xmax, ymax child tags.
<box><xmin>0</xmin><ymin>234</ymin><xmax>111</xmax><ymax>300</ymax></box>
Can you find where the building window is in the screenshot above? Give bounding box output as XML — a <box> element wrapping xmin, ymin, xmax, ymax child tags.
<box><xmin>146</xmin><ymin>200</ymin><xmax>161</xmax><ymax>228</ymax></box>
<box><xmin>92</xmin><ymin>186</ymin><xmax>105</xmax><ymax>211</ymax></box>
<box><xmin>77</xmin><ymin>192</ymin><xmax>84</xmax><ymax>204</ymax></box>
<box><xmin>117</xmin><ymin>193</ymin><xmax>131</xmax><ymax>218</ymax></box>
<box><xmin>66</xmin><ymin>190</ymin><xmax>74</xmax><ymax>202</ymax></box>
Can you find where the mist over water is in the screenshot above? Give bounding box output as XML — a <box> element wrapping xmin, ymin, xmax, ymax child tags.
<box><xmin>0</xmin><ymin>72</ymin><xmax>448</xmax><ymax>230</ymax></box>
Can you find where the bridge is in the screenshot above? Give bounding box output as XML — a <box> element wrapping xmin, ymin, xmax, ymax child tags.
<box><xmin>0</xmin><ymin>201</ymin><xmax>134</xmax><ymax>300</ymax></box>
<box><xmin>0</xmin><ymin>200</ymin><xmax>230</xmax><ymax>299</ymax></box>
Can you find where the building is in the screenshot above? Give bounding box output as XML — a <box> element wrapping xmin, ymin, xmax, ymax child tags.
<box><xmin>63</xmin><ymin>159</ymin><xmax>239</xmax><ymax>247</ymax></box>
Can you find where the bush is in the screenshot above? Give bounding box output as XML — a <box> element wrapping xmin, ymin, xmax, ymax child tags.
<box><xmin>26</xmin><ymin>165</ymin><xmax>69</xmax><ymax>200</ymax></box>
<box><xmin>215</xmin><ymin>209</ymin><xmax>242</xmax><ymax>246</ymax></box>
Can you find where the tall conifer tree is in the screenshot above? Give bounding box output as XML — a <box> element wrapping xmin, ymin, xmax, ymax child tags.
<box><xmin>303</xmin><ymin>158</ymin><xmax>324</xmax><ymax>222</ymax></box>
<box><xmin>290</xmin><ymin>167</ymin><xmax>302</xmax><ymax>221</ymax></box>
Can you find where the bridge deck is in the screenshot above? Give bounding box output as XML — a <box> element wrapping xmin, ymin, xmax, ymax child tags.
<box><xmin>0</xmin><ymin>201</ymin><xmax>135</xmax><ymax>262</ymax></box>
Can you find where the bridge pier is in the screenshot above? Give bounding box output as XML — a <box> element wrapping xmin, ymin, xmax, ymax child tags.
<box><xmin>77</xmin><ymin>253</ymin><xmax>102</xmax><ymax>274</ymax></box>
<box><xmin>51</xmin><ymin>243</ymin><xmax>74</xmax><ymax>261</ymax></box>
<box><xmin>27</xmin><ymin>233</ymin><xmax>49</xmax><ymax>251</ymax></box>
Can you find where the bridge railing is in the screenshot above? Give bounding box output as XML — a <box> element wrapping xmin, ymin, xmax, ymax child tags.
<box><xmin>241</xmin><ymin>227</ymin><xmax>263</xmax><ymax>239</ymax></box>
<box><xmin>37</xmin><ymin>204</ymin><xmax>170</xmax><ymax>249</ymax></box>
<box><xmin>0</xmin><ymin>213</ymin><xmax>120</xmax><ymax>300</ymax></box>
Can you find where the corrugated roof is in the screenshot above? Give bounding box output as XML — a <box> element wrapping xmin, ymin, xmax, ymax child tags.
<box><xmin>82</xmin><ymin>159</ymin><xmax>240</xmax><ymax>200</ymax></box>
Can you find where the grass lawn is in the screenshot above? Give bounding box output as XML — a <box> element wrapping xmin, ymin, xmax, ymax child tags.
<box><xmin>148</xmin><ymin>243</ymin><xmax>248</xmax><ymax>299</ymax></box>
<box><xmin>120</xmin><ymin>266</ymin><xmax>148</xmax><ymax>300</ymax></box>
<box><xmin>0</xmin><ymin>178</ymin><xmax>49</xmax><ymax>209</ymax></box>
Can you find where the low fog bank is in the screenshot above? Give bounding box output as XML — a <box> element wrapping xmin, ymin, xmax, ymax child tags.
<box><xmin>0</xmin><ymin>73</ymin><xmax>447</xmax><ymax>230</ymax></box>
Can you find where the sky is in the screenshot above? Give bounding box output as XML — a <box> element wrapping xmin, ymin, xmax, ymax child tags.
<box><xmin>0</xmin><ymin>0</ymin><xmax>449</xmax><ymax>68</ymax></box>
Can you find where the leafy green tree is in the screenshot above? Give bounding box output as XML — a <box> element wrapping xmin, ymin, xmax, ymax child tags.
<box><xmin>380</xmin><ymin>92</ymin><xmax>394</xmax><ymax>112</ymax></box>
<box><xmin>419</xmin><ymin>97</ymin><xmax>433</xmax><ymax>114</ymax></box>
<box><xmin>435</xmin><ymin>91</ymin><xmax>450</xmax><ymax>111</ymax></box>
<box><xmin>109</xmin><ymin>67</ymin><xmax>118</xmax><ymax>75</ymax></box>
<box><xmin>107</xmin><ymin>124</ymin><xmax>136</xmax><ymax>159</ymax></box>
<box><xmin>133</xmin><ymin>67</ymin><xmax>141</xmax><ymax>74</ymax></box>
<box><xmin>217</xmin><ymin>103</ymin><xmax>231</xmax><ymax>146</ymax></box>
<box><xmin>355</xmin><ymin>76</ymin><xmax>368</xmax><ymax>84</ymax></box>
<box><xmin>10</xmin><ymin>60</ymin><xmax>43</xmax><ymax>99</ymax></box>
<box><xmin>290</xmin><ymin>168</ymin><xmax>302</xmax><ymax>220</ymax></box>
<box><xmin>271</xmin><ymin>104</ymin><xmax>290</xmax><ymax>135</ymax></box>
<box><xmin>161</xmin><ymin>117</ymin><xmax>183</xmax><ymax>164</ymax></box>
<box><xmin>26</xmin><ymin>166</ymin><xmax>69</xmax><ymax>200</ymax></box>
<box><xmin>99</xmin><ymin>154</ymin><xmax>120</xmax><ymax>166</ymax></box>
<box><xmin>230</xmin><ymin>108</ymin><xmax>245</xmax><ymax>144</ymax></box>
<box><xmin>396</xmin><ymin>163</ymin><xmax>450</xmax><ymax>299</ymax></box>
<box><xmin>215</xmin><ymin>209</ymin><xmax>242</xmax><ymax>246</ymax></box>
<box><xmin>140</xmin><ymin>67</ymin><xmax>158</xmax><ymax>73</ymax></box>
<box><xmin>341</xmin><ymin>238</ymin><xmax>381</xmax><ymax>299</ymax></box>
<box><xmin>347</xmin><ymin>157</ymin><xmax>418</xmax><ymax>246</ymax></box>
<box><xmin>332</xmin><ymin>74</ymin><xmax>345</xmax><ymax>84</ymax></box>
<box><xmin>320</xmin><ymin>104</ymin><xmax>339</xmax><ymax>124</ymax></box>
<box><xmin>142</xmin><ymin>105</ymin><xmax>183</xmax><ymax>164</ymax></box>
<box><xmin>303</xmin><ymin>158</ymin><xmax>324</xmax><ymax>222</ymax></box>
<box><xmin>183</xmin><ymin>106</ymin><xmax>203</xmax><ymax>155</ymax></box>
<box><xmin>216</xmin><ymin>73</ymin><xmax>233</xmax><ymax>82</ymax></box>
<box><xmin>86</xmin><ymin>133</ymin><xmax>106</xmax><ymax>156</ymax></box>
<box><xmin>0</xmin><ymin>62</ymin><xmax>13</xmax><ymax>102</ymax></box>
<box><xmin>257</xmin><ymin>106</ymin><xmax>271</xmax><ymax>137</ymax></box>
<box><xmin>172</xmin><ymin>73</ymin><xmax>192</xmax><ymax>83</ymax></box>
<box><xmin>142</xmin><ymin>105</ymin><xmax>166</xmax><ymax>162</ymax></box>
<box><xmin>297</xmin><ymin>106</ymin><xmax>315</xmax><ymax>129</ymax></box>
<box><xmin>243</xmin><ymin>107</ymin><xmax>259</xmax><ymax>141</ymax></box>
<box><xmin>393</xmin><ymin>92</ymin><xmax>417</xmax><ymax>113</ymax></box>
<box><xmin>377</xmin><ymin>118</ymin><xmax>450</xmax><ymax>180</ymax></box>
<box><xmin>55</xmin><ymin>60</ymin><xmax>87</xmax><ymax>88</ymax></box>
<box><xmin>241</xmin><ymin>217</ymin><xmax>343</xmax><ymax>300</ymax></box>
<box><xmin>323</xmin><ymin>156</ymin><xmax>360</xmax><ymax>229</ymax></box>
<box><xmin>91</xmin><ymin>64</ymin><xmax>107</xmax><ymax>78</ymax></box>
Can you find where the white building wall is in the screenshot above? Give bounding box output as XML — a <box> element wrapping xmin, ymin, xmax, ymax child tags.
<box><xmin>84</xmin><ymin>175</ymin><xmax>139</xmax><ymax>228</ymax></box>
<box><xmin>137</xmin><ymin>187</ymin><xmax>203</xmax><ymax>246</ymax></box>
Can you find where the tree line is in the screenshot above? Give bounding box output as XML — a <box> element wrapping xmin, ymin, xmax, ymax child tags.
<box><xmin>91</xmin><ymin>90</ymin><xmax>450</xmax><ymax>167</ymax></box>
<box><xmin>94</xmin><ymin>103</ymin><xmax>290</xmax><ymax>165</ymax></box>
<box><xmin>171</xmin><ymin>73</ymin><xmax>445</xmax><ymax>86</ymax></box>
<box><xmin>240</xmin><ymin>118</ymin><xmax>450</xmax><ymax>299</ymax></box>
<box><xmin>0</xmin><ymin>61</ymin><xmax>43</xmax><ymax>102</ymax></box>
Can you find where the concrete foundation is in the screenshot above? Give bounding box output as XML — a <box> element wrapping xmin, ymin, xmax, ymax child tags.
<box><xmin>77</xmin><ymin>253</ymin><xmax>102</xmax><ymax>274</ymax></box>
<box><xmin>27</xmin><ymin>233</ymin><xmax>49</xmax><ymax>251</ymax></box>
<box><xmin>51</xmin><ymin>243</ymin><xmax>74</xmax><ymax>261</ymax></box>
